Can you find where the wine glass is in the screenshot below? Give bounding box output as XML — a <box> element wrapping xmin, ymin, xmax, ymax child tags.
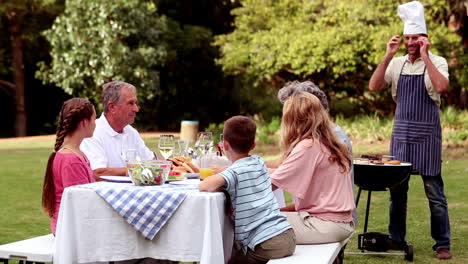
<box><xmin>218</xmin><ymin>134</ymin><xmax>224</xmax><ymax>156</ymax></box>
<box><xmin>195</xmin><ymin>132</ymin><xmax>213</xmax><ymax>157</ymax></box>
<box><xmin>158</xmin><ymin>135</ymin><xmax>175</xmax><ymax>160</ymax></box>
<box><xmin>195</xmin><ymin>132</ymin><xmax>213</xmax><ymax>167</ymax></box>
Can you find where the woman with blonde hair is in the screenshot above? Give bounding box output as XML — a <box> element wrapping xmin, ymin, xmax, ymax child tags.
<box><xmin>42</xmin><ymin>98</ymin><xmax>96</xmax><ymax>234</ymax></box>
<box><xmin>271</xmin><ymin>91</ymin><xmax>355</xmax><ymax>244</ymax></box>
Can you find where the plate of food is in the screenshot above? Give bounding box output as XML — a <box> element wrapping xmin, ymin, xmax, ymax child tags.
<box><xmin>100</xmin><ymin>176</ymin><xmax>133</xmax><ymax>183</ymax></box>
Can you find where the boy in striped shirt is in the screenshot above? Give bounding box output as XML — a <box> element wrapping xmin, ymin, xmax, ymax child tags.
<box><xmin>199</xmin><ymin>116</ymin><xmax>295</xmax><ymax>264</ymax></box>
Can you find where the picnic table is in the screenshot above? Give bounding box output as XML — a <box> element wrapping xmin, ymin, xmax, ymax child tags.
<box><xmin>54</xmin><ymin>181</ymin><xmax>233</xmax><ymax>264</ymax></box>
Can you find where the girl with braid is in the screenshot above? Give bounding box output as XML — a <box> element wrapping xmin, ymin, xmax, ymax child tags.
<box><xmin>42</xmin><ymin>98</ymin><xmax>96</xmax><ymax>234</ymax></box>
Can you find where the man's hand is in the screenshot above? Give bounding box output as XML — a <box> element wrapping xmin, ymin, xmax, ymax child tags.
<box><xmin>386</xmin><ymin>35</ymin><xmax>401</xmax><ymax>56</ymax></box>
<box><xmin>369</xmin><ymin>35</ymin><xmax>399</xmax><ymax>92</ymax></box>
<box><xmin>417</xmin><ymin>36</ymin><xmax>430</xmax><ymax>58</ymax></box>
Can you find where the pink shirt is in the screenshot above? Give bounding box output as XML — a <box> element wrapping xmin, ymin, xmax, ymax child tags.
<box><xmin>51</xmin><ymin>152</ymin><xmax>94</xmax><ymax>234</ymax></box>
<box><xmin>271</xmin><ymin>139</ymin><xmax>355</xmax><ymax>223</ymax></box>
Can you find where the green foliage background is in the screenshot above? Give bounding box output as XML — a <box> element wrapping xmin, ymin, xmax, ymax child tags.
<box><xmin>214</xmin><ymin>0</ymin><xmax>466</xmax><ymax>116</ymax></box>
<box><xmin>36</xmin><ymin>0</ymin><xmax>168</xmax><ymax>107</ymax></box>
<box><xmin>0</xmin><ymin>0</ymin><xmax>466</xmax><ymax>136</ymax></box>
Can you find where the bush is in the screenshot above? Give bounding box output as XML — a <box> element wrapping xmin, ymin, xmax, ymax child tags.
<box><xmin>207</xmin><ymin>109</ymin><xmax>468</xmax><ymax>149</ymax></box>
<box><xmin>206</xmin><ymin>122</ymin><xmax>224</xmax><ymax>141</ymax></box>
<box><xmin>334</xmin><ymin>114</ymin><xmax>393</xmax><ymax>144</ymax></box>
<box><xmin>255</xmin><ymin>116</ymin><xmax>281</xmax><ymax>145</ymax></box>
<box><xmin>207</xmin><ymin>116</ymin><xmax>281</xmax><ymax>146</ymax></box>
<box><xmin>441</xmin><ymin>107</ymin><xmax>468</xmax><ymax>145</ymax></box>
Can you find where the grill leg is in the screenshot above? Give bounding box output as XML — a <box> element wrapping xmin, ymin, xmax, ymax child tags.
<box><xmin>355</xmin><ymin>187</ymin><xmax>362</xmax><ymax>207</ymax></box>
<box><xmin>363</xmin><ymin>190</ymin><xmax>372</xmax><ymax>233</ymax></box>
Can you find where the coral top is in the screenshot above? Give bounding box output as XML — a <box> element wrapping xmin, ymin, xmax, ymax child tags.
<box><xmin>51</xmin><ymin>152</ymin><xmax>94</xmax><ymax>234</ymax></box>
<box><xmin>271</xmin><ymin>139</ymin><xmax>355</xmax><ymax>223</ymax></box>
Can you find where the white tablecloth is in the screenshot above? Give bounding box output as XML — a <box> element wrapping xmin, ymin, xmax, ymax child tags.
<box><xmin>54</xmin><ymin>183</ymin><xmax>234</xmax><ymax>264</ymax></box>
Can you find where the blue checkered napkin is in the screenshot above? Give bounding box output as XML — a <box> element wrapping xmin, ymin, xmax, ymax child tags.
<box><xmin>78</xmin><ymin>182</ymin><xmax>197</xmax><ymax>240</ymax></box>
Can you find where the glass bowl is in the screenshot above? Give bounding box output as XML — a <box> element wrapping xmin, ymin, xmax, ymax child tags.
<box><xmin>127</xmin><ymin>160</ymin><xmax>171</xmax><ymax>186</ymax></box>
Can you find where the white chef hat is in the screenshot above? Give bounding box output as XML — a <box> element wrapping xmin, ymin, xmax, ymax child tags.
<box><xmin>398</xmin><ymin>1</ymin><xmax>427</xmax><ymax>35</ymax></box>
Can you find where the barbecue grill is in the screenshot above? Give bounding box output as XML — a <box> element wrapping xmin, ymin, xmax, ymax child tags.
<box><xmin>353</xmin><ymin>161</ymin><xmax>414</xmax><ymax>261</ymax></box>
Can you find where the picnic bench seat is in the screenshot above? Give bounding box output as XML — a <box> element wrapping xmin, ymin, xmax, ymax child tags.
<box><xmin>267</xmin><ymin>235</ymin><xmax>352</xmax><ymax>264</ymax></box>
<box><xmin>0</xmin><ymin>234</ymin><xmax>54</xmax><ymax>264</ymax></box>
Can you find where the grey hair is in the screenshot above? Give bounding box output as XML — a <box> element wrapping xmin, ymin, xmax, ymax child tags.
<box><xmin>102</xmin><ymin>81</ymin><xmax>136</xmax><ymax>113</ymax></box>
<box><xmin>277</xmin><ymin>80</ymin><xmax>329</xmax><ymax>111</ymax></box>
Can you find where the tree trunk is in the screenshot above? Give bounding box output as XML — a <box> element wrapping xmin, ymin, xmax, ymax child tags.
<box><xmin>6</xmin><ymin>10</ymin><xmax>27</xmax><ymax>137</ymax></box>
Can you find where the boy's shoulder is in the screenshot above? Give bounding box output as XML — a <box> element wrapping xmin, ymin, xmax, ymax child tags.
<box><xmin>224</xmin><ymin>155</ymin><xmax>266</xmax><ymax>177</ymax></box>
<box><xmin>229</xmin><ymin>155</ymin><xmax>264</xmax><ymax>169</ymax></box>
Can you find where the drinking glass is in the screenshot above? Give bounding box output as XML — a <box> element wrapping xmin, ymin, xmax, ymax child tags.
<box><xmin>177</xmin><ymin>139</ymin><xmax>190</xmax><ymax>157</ymax></box>
<box><xmin>172</xmin><ymin>141</ymin><xmax>181</xmax><ymax>157</ymax></box>
<box><xmin>125</xmin><ymin>149</ymin><xmax>140</xmax><ymax>177</ymax></box>
<box><xmin>199</xmin><ymin>153</ymin><xmax>214</xmax><ymax>179</ymax></box>
<box><xmin>158</xmin><ymin>135</ymin><xmax>175</xmax><ymax>160</ymax></box>
<box><xmin>199</xmin><ymin>168</ymin><xmax>214</xmax><ymax>180</ymax></box>
<box><xmin>125</xmin><ymin>149</ymin><xmax>138</xmax><ymax>163</ymax></box>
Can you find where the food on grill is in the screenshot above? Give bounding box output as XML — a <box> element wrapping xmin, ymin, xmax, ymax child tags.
<box><xmin>360</xmin><ymin>154</ymin><xmax>402</xmax><ymax>165</ymax></box>
<box><xmin>168</xmin><ymin>156</ymin><xmax>200</xmax><ymax>173</ymax></box>
<box><xmin>354</xmin><ymin>159</ymin><xmax>370</xmax><ymax>164</ymax></box>
<box><xmin>361</xmin><ymin>154</ymin><xmax>380</xmax><ymax>160</ymax></box>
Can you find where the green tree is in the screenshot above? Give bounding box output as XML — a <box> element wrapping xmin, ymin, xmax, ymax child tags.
<box><xmin>0</xmin><ymin>0</ymin><xmax>63</xmax><ymax>136</ymax></box>
<box><xmin>426</xmin><ymin>0</ymin><xmax>468</xmax><ymax>108</ymax></box>
<box><xmin>214</xmin><ymin>0</ymin><xmax>464</xmax><ymax>115</ymax></box>
<box><xmin>144</xmin><ymin>0</ymin><xmax>249</xmax><ymax>130</ymax></box>
<box><xmin>37</xmin><ymin>0</ymin><xmax>167</xmax><ymax>109</ymax></box>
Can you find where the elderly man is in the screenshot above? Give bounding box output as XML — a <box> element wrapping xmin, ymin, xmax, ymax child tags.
<box><xmin>368</xmin><ymin>1</ymin><xmax>451</xmax><ymax>260</ymax></box>
<box><xmin>81</xmin><ymin>81</ymin><xmax>155</xmax><ymax>179</ymax></box>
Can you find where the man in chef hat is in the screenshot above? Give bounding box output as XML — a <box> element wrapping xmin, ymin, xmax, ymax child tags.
<box><xmin>368</xmin><ymin>1</ymin><xmax>451</xmax><ymax>260</ymax></box>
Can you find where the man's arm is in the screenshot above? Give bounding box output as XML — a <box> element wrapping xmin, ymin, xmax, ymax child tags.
<box><xmin>418</xmin><ymin>37</ymin><xmax>449</xmax><ymax>94</ymax></box>
<box><xmin>93</xmin><ymin>167</ymin><xmax>127</xmax><ymax>180</ymax></box>
<box><xmin>369</xmin><ymin>35</ymin><xmax>400</xmax><ymax>92</ymax></box>
<box><xmin>199</xmin><ymin>174</ymin><xmax>227</xmax><ymax>192</ymax></box>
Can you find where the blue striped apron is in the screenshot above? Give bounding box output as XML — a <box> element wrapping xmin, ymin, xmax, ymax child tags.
<box><xmin>390</xmin><ymin>61</ymin><xmax>442</xmax><ymax>176</ymax></box>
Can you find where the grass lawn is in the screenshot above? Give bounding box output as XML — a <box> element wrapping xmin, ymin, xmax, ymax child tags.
<box><xmin>0</xmin><ymin>134</ymin><xmax>466</xmax><ymax>263</ymax></box>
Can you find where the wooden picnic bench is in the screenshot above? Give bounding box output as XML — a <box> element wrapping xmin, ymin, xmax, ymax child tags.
<box><xmin>267</xmin><ymin>235</ymin><xmax>352</xmax><ymax>264</ymax></box>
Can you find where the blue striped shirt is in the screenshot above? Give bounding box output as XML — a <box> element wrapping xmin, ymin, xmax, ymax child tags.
<box><xmin>220</xmin><ymin>155</ymin><xmax>291</xmax><ymax>252</ymax></box>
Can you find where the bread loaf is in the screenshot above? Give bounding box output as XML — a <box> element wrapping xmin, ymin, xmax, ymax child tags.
<box><xmin>168</xmin><ymin>157</ymin><xmax>199</xmax><ymax>173</ymax></box>
<box><xmin>385</xmin><ymin>160</ymin><xmax>401</xmax><ymax>165</ymax></box>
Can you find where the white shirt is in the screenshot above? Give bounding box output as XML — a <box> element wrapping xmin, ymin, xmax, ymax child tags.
<box><xmin>384</xmin><ymin>51</ymin><xmax>449</xmax><ymax>107</ymax></box>
<box><xmin>80</xmin><ymin>114</ymin><xmax>155</xmax><ymax>170</ymax></box>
